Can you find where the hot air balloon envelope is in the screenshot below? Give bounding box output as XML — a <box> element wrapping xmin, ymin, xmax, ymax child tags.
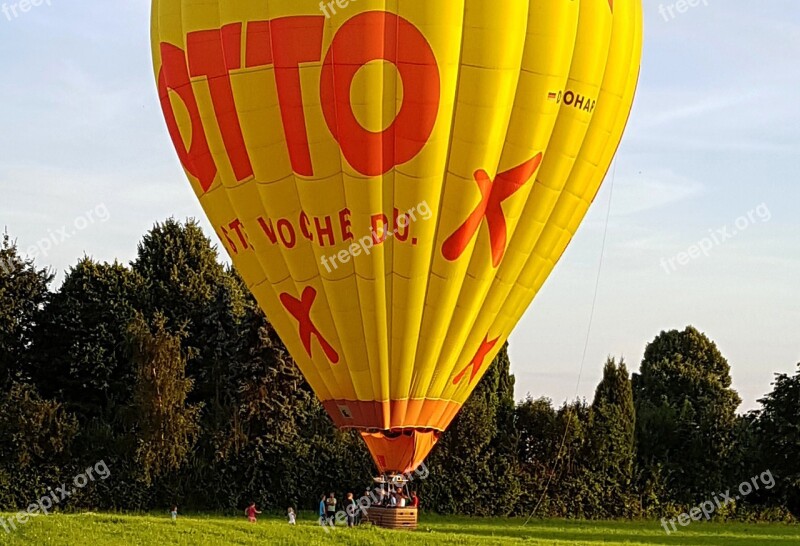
<box><xmin>151</xmin><ymin>0</ymin><xmax>643</xmax><ymax>474</ymax></box>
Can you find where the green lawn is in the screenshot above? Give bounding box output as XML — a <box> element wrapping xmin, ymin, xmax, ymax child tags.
<box><xmin>1</xmin><ymin>512</ymin><xmax>796</xmax><ymax>545</ymax></box>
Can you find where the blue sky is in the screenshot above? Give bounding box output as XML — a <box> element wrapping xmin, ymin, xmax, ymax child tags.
<box><xmin>1</xmin><ymin>1</ymin><xmax>797</xmax><ymax>411</ymax></box>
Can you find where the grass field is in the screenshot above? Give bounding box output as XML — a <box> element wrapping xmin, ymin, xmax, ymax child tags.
<box><xmin>1</xmin><ymin>512</ymin><xmax>796</xmax><ymax>545</ymax></box>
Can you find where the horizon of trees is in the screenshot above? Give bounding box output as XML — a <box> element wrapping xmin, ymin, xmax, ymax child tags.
<box><xmin>0</xmin><ymin>221</ymin><xmax>798</xmax><ymax>522</ymax></box>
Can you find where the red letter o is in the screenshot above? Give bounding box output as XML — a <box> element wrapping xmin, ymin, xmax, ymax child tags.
<box><xmin>157</xmin><ymin>43</ymin><xmax>217</xmax><ymax>192</ymax></box>
<box><xmin>320</xmin><ymin>12</ymin><xmax>440</xmax><ymax>177</ymax></box>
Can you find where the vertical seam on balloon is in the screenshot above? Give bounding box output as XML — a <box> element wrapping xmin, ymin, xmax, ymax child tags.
<box><xmin>386</xmin><ymin>1</ymin><xmax>427</xmax><ymax>429</ymax></box>
<box><xmin>359</xmin><ymin>1</ymin><xmax>394</xmax><ymax>426</ymax></box>
<box><xmin>384</xmin><ymin>0</ymin><xmax>399</xmax><ymax>424</ymax></box>
<box><xmin>298</xmin><ymin>2</ymin><xmax>367</xmax><ymax>406</ymax></box>
<box><xmin>322</xmin><ymin>7</ymin><xmax>387</xmax><ymax>419</ymax></box>
<box><xmin>376</xmin><ymin>5</ymin><xmax>395</xmax><ymax>423</ymax></box>
<box><xmin>405</xmin><ymin>0</ymin><xmax>468</xmax><ymax>403</ymax></box>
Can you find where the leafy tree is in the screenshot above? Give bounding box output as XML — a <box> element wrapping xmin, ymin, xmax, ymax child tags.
<box><xmin>0</xmin><ymin>383</ymin><xmax>78</xmax><ymax>507</ymax></box>
<box><xmin>513</xmin><ymin>396</ymin><xmax>558</xmax><ymax>517</ymax></box>
<box><xmin>633</xmin><ymin>326</ymin><xmax>741</xmax><ymax>505</ymax></box>
<box><xmin>0</xmin><ymin>234</ymin><xmax>53</xmax><ymax>388</ymax></box>
<box><xmin>584</xmin><ymin>358</ymin><xmax>637</xmax><ymax>517</ymax></box>
<box><xmin>212</xmin><ymin>273</ymin><xmax>312</xmax><ymax>455</ymax></box>
<box><xmin>514</xmin><ymin>358</ymin><xmax>636</xmax><ymax>520</ymax></box>
<box><xmin>0</xmin><ymin>382</ymin><xmax>78</xmax><ymax>468</ymax></box>
<box><xmin>516</xmin><ymin>396</ymin><xmax>559</xmax><ymax>469</ymax></box>
<box><xmin>131</xmin><ymin>220</ymin><xmax>249</xmax><ymax>443</ymax></box>
<box><xmin>755</xmin><ymin>364</ymin><xmax>800</xmax><ymax>517</ymax></box>
<box><xmin>127</xmin><ymin>313</ymin><xmax>202</xmax><ymax>485</ymax></box>
<box><xmin>26</xmin><ymin>258</ymin><xmax>144</xmax><ymax>420</ymax></box>
<box><xmin>549</xmin><ymin>400</ymin><xmax>592</xmax><ymax>517</ymax></box>
<box><xmin>131</xmin><ymin>220</ymin><xmax>248</xmax><ymax>495</ymax></box>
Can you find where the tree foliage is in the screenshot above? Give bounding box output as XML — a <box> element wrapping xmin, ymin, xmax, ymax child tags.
<box><xmin>127</xmin><ymin>313</ymin><xmax>202</xmax><ymax>485</ymax></box>
<box><xmin>26</xmin><ymin>258</ymin><xmax>143</xmax><ymax>420</ymax></box>
<box><xmin>754</xmin><ymin>364</ymin><xmax>800</xmax><ymax>517</ymax></box>
<box><xmin>0</xmin><ymin>223</ymin><xmax>794</xmax><ymax>522</ymax></box>
<box><xmin>633</xmin><ymin>326</ymin><xmax>741</xmax><ymax>505</ymax></box>
<box><xmin>584</xmin><ymin>358</ymin><xmax>637</xmax><ymax>517</ymax></box>
<box><xmin>0</xmin><ymin>382</ymin><xmax>78</xmax><ymax>507</ymax></box>
<box><xmin>0</xmin><ymin>234</ymin><xmax>52</xmax><ymax>389</ymax></box>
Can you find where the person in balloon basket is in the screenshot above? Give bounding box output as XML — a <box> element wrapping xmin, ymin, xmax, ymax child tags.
<box><xmin>411</xmin><ymin>491</ymin><xmax>420</xmax><ymax>509</ymax></box>
<box><xmin>377</xmin><ymin>487</ymin><xmax>387</xmax><ymax>507</ymax></box>
<box><xmin>245</xmin><ymin>502</ymin><xmax>261</xmax><ymax>523</ymax></box>
<box><xmin>398</xmin><ymin>487</ymin><xmax>408</xmax><ymax>508</ymax></box>
<box><xmin>326</xmin><ymin>492</ymin><xmax>337</xmax><ymax>526</ymax></box>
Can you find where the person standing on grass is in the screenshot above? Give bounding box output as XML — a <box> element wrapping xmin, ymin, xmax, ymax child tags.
<box><xmin>288</xmin><ymin>507</ymin><xmax>296</xmax><ymax>525</ymax></box>
<box><xmin>326</xmin><ymin>492</ymin><xmax>338</xmax><ymax>526</ymax></box>
<box><xmin>345</xmin><ymin>492</ymin><xmax>357</xmax><ymax>527</ymax></box>
<box><xmin>319</xmin><ymin>494</ymin><xmax>327</xmax><ymax>525</ymax></box>
<box><xmin>170</xmin><ymin>505</ymin><xmax>178</xmax><ymax>523</ymax></box>
<box><xmin>245</xmin><ymin>502</ymin><xmax>261</xmax><ymax>523</ymax></box>
<box><xmin>359</xmin><ymin>488</ymin><xmax>372</xmax><ymax>525</ymax></box>
<box><xmin>411</xmin><ymin>491</ymin><xmax>420</xmax><ymax>509</ymax></box>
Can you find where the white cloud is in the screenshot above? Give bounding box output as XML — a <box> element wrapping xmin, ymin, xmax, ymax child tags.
<box><xmin>610</xmin><ymin>170</ymin><xmax>704</xmax><ymax>216</ymax></box>
<box><xmin>638</xmin><ymin>92</ymin><xmax>757</xmax><ymax>128</ymax></box>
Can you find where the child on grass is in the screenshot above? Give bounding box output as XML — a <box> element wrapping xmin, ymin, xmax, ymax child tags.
<box><xmin>245</xmin><ymin>502</ymin><xmax>261</xmax><ymax>523</ymax></box>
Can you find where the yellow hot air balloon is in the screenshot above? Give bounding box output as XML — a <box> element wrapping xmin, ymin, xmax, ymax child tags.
<box><xmin>151</xmin><ymin>0</ymin><xmax>642</xmax><ymax>475</ymax></box>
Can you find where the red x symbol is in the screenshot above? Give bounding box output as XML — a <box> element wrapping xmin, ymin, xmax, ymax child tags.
<box><xmin>442</xmin><ymin>153</ymin><xmax>543</xmax><ymax>267</ymax></box>
<box><xmin>453</xmin><ymin>335</ymin><xmax>500</xmax><ymax>385</ymax></box>
<box><xmin>279</xmin><ymin>287</ymin><xmax>339</xmax><ymax>364</ymax></box>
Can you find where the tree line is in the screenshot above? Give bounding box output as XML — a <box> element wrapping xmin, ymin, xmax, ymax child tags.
<box><xmin>0</xmin><ymin>220</ymin><xmax>797</xmax><ymax>521</ymax></box>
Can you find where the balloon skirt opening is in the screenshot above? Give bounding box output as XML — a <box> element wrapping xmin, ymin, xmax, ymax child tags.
<box><xmin>360</xmin><ymin>430</ymin><xmax>441</xmax><ymax>474</ymax></box>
